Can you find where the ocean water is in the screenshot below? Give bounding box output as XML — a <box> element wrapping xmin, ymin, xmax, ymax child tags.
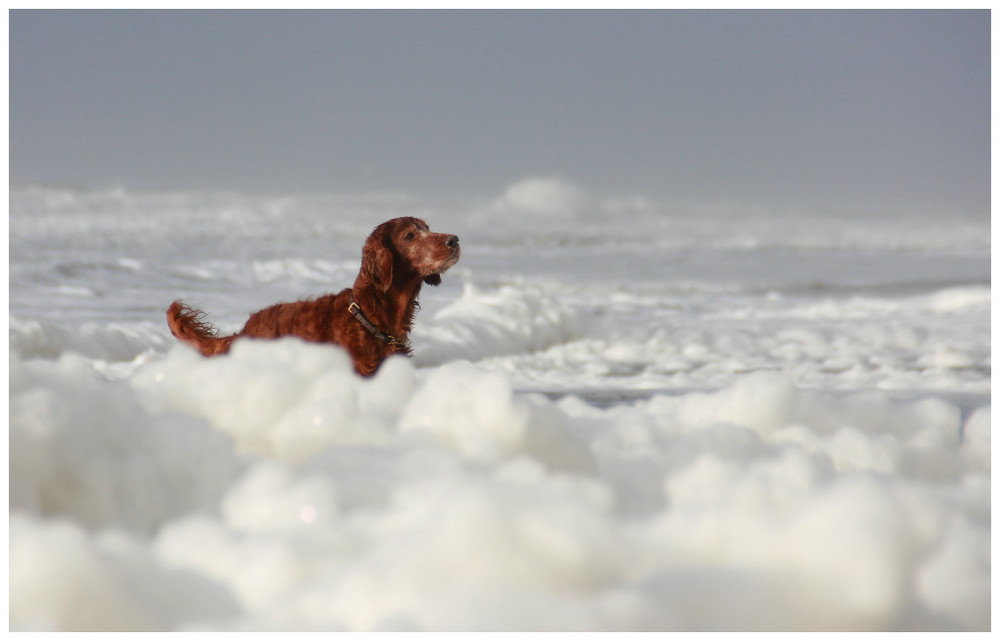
<box><xmin>9</xmin><ymin>178</ymin><xmax>991</xmax><ymax>631</ymax></box>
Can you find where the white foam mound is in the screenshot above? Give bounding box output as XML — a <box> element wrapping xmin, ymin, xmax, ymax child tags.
<box><xmin>10</xmin><ymin>514</ymin><xmax>242</xmax><ymax>631</ymax></box>
<box><xmin>413</xmin><ymin>282</ymin><xmax>581</xmax><ymax>366</ymax></box>
<box><xmin>10</xmin><ymin>316</ymin><xmax>169</xmax><ymax>362</ymax></box>
<box><xmin>9</xmin><ymin>342</ymin><xmax>989</xmax><ymax>631</ymax></box>
<box><xmin>10</xmin><ymin>352</ymin><xmax>245</xmax><ymax>536</ymax></box>
<box><xmin>126</xmin><ymin>340</ymin><xmax>594</xmax><ymax>474</ymax></box>
<box><xmin>492</xmin><ymin>177</ymin><xmax>591</xmax><ymax>217</ymax></box>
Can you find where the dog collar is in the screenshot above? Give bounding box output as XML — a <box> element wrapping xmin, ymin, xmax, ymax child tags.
<box><xmin>348</xmin><ymin>293</ymin><xmax>406</xmax><ymax>347</ymax></box>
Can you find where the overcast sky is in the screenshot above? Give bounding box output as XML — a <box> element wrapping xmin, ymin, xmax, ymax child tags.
<box><xmin>9</xmin><ymin>10</ymin><xmax>990</xmax><ymax>213</ymax></box>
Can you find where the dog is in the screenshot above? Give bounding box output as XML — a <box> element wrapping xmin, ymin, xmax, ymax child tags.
<box><xmin>167</xmin><ymin>217</ymin><xmax>460</xmax><ymax>376</ymax></box>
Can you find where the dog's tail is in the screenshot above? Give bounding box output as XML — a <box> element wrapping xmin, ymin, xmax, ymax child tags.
<box><xmin>166</xmin><ymin>301</ymin><xmax>236</xmax><ymax>356</ymax></box>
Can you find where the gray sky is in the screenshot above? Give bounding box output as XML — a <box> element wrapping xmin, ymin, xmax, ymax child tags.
<box><xmin>9</xmin><ymin>10</ymin><xmax>990</xmax><ymax>213</ymax></box>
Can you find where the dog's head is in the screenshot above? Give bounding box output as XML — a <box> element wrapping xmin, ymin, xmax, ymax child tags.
<box><xmin>360</xmin><ymin>217</ymin><xmax>460</xmax><ymax>291</ymax></box>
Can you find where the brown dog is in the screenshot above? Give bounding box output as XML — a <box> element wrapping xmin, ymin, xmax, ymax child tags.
<box><xmin>167</xmin><ymin>217</ymin><xmax>460</xmax><ymax>375</ymax></box>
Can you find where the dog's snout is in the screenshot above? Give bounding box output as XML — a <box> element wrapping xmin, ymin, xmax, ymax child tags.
<box><xmin>446</xmin><ymin>235</ymin><xmax>460</xmax><ymax>249</ymax></box>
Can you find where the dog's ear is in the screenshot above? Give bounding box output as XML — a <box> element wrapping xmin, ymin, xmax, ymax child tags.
<box><xmin>361</xmin><ymin>228</ymin><xmax>393</xmax><ymax>292</ymax></box>
<box><xmin>423</xmin><ymin>274</ymin><xmax>442</xmax><ymax>286</ymax></box>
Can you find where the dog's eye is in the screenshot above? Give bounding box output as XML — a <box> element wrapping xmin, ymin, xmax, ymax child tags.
<box><xmin>404</xmin><ymin>232</ymin><xmax>415</xmax><ymax>241</ymax></box>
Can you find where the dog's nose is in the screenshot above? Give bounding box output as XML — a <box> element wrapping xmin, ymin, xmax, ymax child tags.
<box><xmin>446</xmin><ymin>235</ymin><xmax>459</xmax><ymax>248</ymax></box>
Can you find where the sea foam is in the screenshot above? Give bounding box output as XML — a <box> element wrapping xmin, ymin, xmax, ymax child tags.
<box><xmin>9</xmin><ymin>338</ymin><xmax>989</xmax><ymax>631</ymax></box>
<box><xmin>9</xmin><ymin>183</ymin><xmax>990</xmax><ymax>631</ymax></box>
